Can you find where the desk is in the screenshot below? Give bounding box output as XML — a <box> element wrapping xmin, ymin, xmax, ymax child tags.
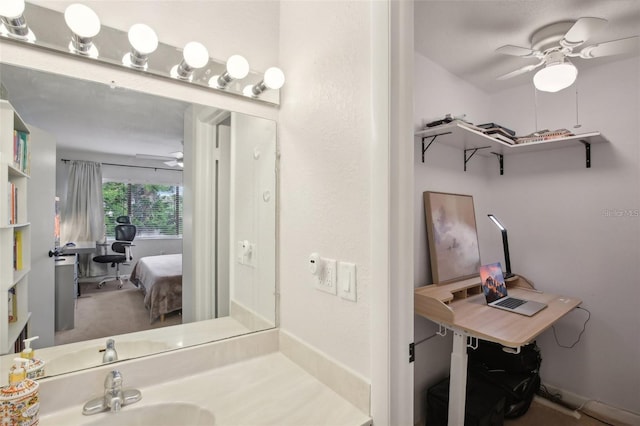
<box><xmin>60</xmin><ymin>241</ymin><xmax>99</xmax><ymax>255</ymax></box>
<box><xmin>54</xmin><ymin>255</ymin><xmax>77</xmax><ymax>331</ymax></box>
<box><xmin>415</xmin><ymin>276</ymin><xmax>581</xmax><ymax>425</ymax></box>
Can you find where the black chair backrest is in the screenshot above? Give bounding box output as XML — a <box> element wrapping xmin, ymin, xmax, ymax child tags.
<box><xmin>115</xmin><ymin>224</ymin><xmax>136</xmax><ymax>242</ymax></box>
<box><xmin>112</xmin><ymin>219</ymin><xmax>136</xmax><ymax>254</ymax></box>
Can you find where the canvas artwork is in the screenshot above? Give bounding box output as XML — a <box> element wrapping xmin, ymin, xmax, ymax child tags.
<box><xmin>424</xmin><ymin>191</ymin><xmax>481</xmax><ymax>283</ymax></box>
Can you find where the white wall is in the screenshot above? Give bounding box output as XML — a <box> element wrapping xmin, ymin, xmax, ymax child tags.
<box><xmin>489</xmin><ymin>57</ymin><xmax>640</xmax><ymax>413</ymax></box>
<box><xmin>413</xmin><ymin>53</ymin><xmax>499</xmax><ymax>421</ymax></box>
<box><xmin>414</xmin><ymin>52</ymin><xmax>640</xmax><ymax>417</ymax></box>
<box><xmin>278</xmin><ymin>1</ymin><xmax>373</xmax><ymax>379</ymax></box>
<box><xmin>230</xmin><ymin>112</ymin><xmax>276</xmax><ymax>325</ymax></box>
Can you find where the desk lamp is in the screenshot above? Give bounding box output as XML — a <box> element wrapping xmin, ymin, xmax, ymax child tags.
<box><xmin>488</xmin><ymin>214</ymin><xmax>514</xmax><ymax>279</ymax></box>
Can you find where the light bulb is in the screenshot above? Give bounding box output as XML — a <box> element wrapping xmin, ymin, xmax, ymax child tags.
<box><xmin>183</xmin><ymin>41</ymin><xmax>209</xmax><ymax>68</ymax></box>
<box><xmin>64</xmin><ymin>4</ymin><xmax>100</xmax><ymax>38</ymax></box>
<box><xmin>533</xmin><ymin>62</ymin><xmax>578</xmax><ymax>93</ymax></box>
<box><xmin>0</xmin><ymin>0</ymin><xmax>25</xmax><ymax>18</ymax></box>
<box><xmin>226</xmin><ymin>55</ymin><xmax>249</xmax><ymax>79</ymax></box>
<box><xmin>128</xmin><ymin>23</ymin><xmax>158</xmax><ymax>55</ymax></box>
<box><xmin>263</xmin><ymin>67</ymin><xmax>285</xmax><ymax>90</ymax></box>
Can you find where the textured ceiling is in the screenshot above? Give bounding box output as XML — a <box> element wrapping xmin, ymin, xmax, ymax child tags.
<box><xmin>414</xmin><ymin>0</ymin><xmax>640</xmax><ymax>93</ymax></box>
<box><xmin>0</xmin><ymin>64</ymin><xmax>189</xmax><ymax>159</ymax></box>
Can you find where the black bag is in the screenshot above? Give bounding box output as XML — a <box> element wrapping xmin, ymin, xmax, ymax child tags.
<box><xmin>468</xmin><ymin>340</ymin><xmax>541</xmax><ymax>374</ymax></box>
<box><xmin>468</xmin><ymin>341</ymin><xmax>542</xmax><ymax>418</ymax></box>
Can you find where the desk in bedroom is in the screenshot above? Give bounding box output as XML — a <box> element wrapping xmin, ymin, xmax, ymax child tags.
<box><xmin>415</xmin><ymin>276</ymin><xmax>581</xmax><ymax>426</ymax></box>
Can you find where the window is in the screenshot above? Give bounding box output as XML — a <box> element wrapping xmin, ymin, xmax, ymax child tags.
<box><xmin>102</xmin><ymin>182</ymin><xmax>183</xmax><ymax>238</ymax></box>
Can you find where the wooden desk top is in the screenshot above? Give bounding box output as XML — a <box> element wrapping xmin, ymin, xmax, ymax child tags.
<box><xmin>415</xmin><ymin>277</ymin><xmax>581</xmax><ymax>348</ymax></box>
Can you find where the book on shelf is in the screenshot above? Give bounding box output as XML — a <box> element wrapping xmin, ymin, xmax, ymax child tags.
<box><xmin>477</xmin><ymin>123</ymin><xmax>516</xmax><ymax>136</ymax></box>
<box><xmin>489</xmin><ymin>132</ymin><xmax>517</xmax><ymax>144</ymax></box>
<box><xmin>14</xmin><ymin>229</ymin><xmax>23</xmax><ymax>271</ymax></box>
<box><xmin>515</xmin><ymin>129</ymin><xmax>574</xmax><ymax>144</ymax></box>
<box><xmin>8</xmin><ymin>182</ymin><xmax>17</xmax><ymax>225</ymax></box>
<box><xmin>8</xmin><ymin>286</ymin><xmax>17</xmax><ymax>323</ymax></box>
<box><xmin>12</xmin><ymin>130</ymin><xmax>30</xmax><ymax>174</ymax></box>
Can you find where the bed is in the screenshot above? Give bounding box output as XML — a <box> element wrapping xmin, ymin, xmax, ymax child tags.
<box><xmin>130</xmin><ymin>253</ymin><xmax>182</xmax><ymax>322</ymax></box>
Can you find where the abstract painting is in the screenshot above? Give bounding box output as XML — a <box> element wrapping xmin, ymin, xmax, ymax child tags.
<box><xmin>424</xmin><ymin>191</ymin><xmax>481</xmax><ymax>284</ymax></box>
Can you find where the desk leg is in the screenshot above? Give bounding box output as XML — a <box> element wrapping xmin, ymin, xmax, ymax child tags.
<box><xmin>448</xmin><ymin>330</ymin><xmax>468</xmax><ymax>426</ymax></box>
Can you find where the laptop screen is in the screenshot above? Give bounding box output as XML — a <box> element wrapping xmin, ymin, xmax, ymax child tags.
<box><xmin>479</xmin><ymin>262</ymin><xmax>508</xmax><ymax>303</ymax></box>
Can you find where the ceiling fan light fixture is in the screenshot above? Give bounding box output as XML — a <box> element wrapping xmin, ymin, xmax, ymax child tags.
<box><xmin>533</xmin><ymin>60</ymin><xmax>578</xmax><ymax>93</ymax></box>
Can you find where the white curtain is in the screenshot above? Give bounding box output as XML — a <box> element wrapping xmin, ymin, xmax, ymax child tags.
<box><xmin>61</xmin><ymin>160</ymin><xmax>105</xmax><ymax>277</ymax></box>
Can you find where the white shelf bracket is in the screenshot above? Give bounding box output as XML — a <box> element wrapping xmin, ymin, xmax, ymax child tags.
<box><xmin>437</xmin><ymin>324</ymin><xmax>448</xmax><ymax>337</ymax></box>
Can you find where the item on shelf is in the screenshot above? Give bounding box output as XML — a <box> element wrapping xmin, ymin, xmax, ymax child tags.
<box><xmin>485</xmin><ymin>128</ymin><xmax>517</xmax><ymax>144</ymax></box>
<box><xmin>8</xmin><ymin>287</ymin><xmax>17</xmax><ymax>323</ymax></box>
<box><xmin>515</xmin><ymin>129</ymin><xmax>574</xmax><ymax>144</ymax></box>
<box><xmin>478</xmin><ymin>123</ymin><xmax>516</xmax><ymax>136</ymax></box>
<box><xmin>425</xmin><ymin>114</ymin><xmax>454</xmax><ymax>128</ymax></box>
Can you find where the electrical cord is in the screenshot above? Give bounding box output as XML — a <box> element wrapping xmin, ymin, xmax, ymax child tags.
<box><xmin>414</xmin><ymin>332</ymin><xmax>439</xmax><ymax>346</ymax></box>
<box><xmin>552</xmin><ymin>306</ymin><xmax>590</xmax><ymax>349</ymax></box>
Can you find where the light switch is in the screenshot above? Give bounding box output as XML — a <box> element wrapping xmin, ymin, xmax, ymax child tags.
<box><xmin>338</xmin><ymin>261</ymin><xmax>356</xmax><ymax>302</ymax></box>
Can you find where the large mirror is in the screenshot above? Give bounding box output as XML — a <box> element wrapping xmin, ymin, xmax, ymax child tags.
<box><xmin>0</xmin><ymin>62</ymin><xmax>277</xmax><ymax>380</ymax></box>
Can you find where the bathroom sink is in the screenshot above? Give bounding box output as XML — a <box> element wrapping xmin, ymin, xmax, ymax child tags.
<box><xmin>83</xmin><ymin>403</ymin><xmax>215</xmax><ymax>426</ymax></box>
<box><xmin>45</xmin><ymin>341</ymin><xmax>173</xmax><ymax>376</ymax></box>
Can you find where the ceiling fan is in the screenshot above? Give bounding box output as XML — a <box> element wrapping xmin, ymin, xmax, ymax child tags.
<box><xmin>496</xmin><ymin>17</ymin><xmax>639</xmax><ymax>92</ymax></box>
<box><xmin>135</xmin><ymin>150</ymin><xmax>184</xmax><ymax>168</ymax></box>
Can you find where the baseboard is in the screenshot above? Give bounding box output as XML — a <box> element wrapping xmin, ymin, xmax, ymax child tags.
<box><xmin>229</xmin><ymin>300</ymin><xmax>275</xmax><ymax>331</ymax></box>
<box><xmin>542</xmin><ymin>382</ymin><xmax>640</xmax><ymax>425</ymax></box>
<box><xmin>278</xmin><ymin>330</ymin><xmax>371</xmax><ymax>416</ymax></box>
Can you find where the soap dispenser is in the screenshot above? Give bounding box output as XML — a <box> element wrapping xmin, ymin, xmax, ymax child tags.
<box><xmin>19</xmin><ymin>336</ymin><xmax>45</xmax><ymax>379</ymax></box>
<box><xmin>0</xmin><ymin>358</ymin><xmax>40</xmax><ymax>426</ymax></box>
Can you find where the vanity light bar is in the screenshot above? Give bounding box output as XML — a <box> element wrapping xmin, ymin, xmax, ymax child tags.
<box><xmin>0</xmin><ymin>0</ymin><xmax>35</xmax><ymax>42</ymax></box>
<box><xmin>0</xmin><ymin>2</ymin><xmax>285</xmax><ymax>103</ymax></box>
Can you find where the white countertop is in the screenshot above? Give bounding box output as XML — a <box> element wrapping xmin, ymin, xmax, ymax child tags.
<box><xmin>39</xmin><ymin>352</ymin><xmax>372</xmax><ymax>426</ymax></box>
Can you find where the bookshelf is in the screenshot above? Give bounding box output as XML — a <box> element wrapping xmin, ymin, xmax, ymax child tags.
<box><xmin>0</xmin><ymin>100</ymin><xmax>32</xmax><ymax>354</ymax></box>
<box><xmin>415</xmin><ymin>122</ymin><xmax>609</xmax><ymax>175</ymax></box>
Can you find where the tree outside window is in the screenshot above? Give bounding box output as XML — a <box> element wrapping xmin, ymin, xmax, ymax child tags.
<box><xmin>102</xmin><ymin>182</ymin><xmax>183</xmax><ymax>237</ymax></box>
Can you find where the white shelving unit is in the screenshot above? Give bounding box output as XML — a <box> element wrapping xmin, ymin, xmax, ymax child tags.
<box><xmin>415</xmin><ymin>122</ymin><xmax>609</xmax><ymax>174</ymax></box>
<box><xmin>0</xmin><ymin>99</ymin><xmax>31</xmax><ymax>354</ymax></box>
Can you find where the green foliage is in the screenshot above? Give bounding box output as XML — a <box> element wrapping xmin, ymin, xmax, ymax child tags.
<box><xmin>103</xmin><ymin>182</ymin><xmax>182</xmax><ymax>237</ymax></box>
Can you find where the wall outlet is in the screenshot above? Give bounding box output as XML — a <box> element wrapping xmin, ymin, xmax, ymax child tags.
<box><xmin>315</xmin><ymin>257</ymin><xmax>337</xmax><ymax>295</ymax></box>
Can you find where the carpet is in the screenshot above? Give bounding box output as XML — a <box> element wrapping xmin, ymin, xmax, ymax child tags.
<box><xmin>54</xmin><ymin>280</ymin><xmax>182</xmax><ymax>346</ymax></box>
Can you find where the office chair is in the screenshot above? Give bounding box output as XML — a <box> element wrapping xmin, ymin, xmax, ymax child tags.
<box><xmin>92</xmin><ymin>216</ymin><xmax>136</xmax><ymax>289</ymax></box>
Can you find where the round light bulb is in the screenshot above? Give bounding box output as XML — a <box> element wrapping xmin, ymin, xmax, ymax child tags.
<box><xmin>128</xmin><ymin>23</ymin><xmax>158</xmax><ymax>55</ymax></box>
<box><xmin>533</xmin><ymin>62</ymin><xmax>578</xmax><ymax>93</ymax></box>
<box><xmin>64</xmin><ymin>3</ymin><xmax>101</xmax><ymax>38</ymax></box>
<box><xmin>183</xmin><ymin>41</ymin><xmax>209</xmax><ymax>69</ymax></box>
<box><xmin>226</xmin><ymin>55</ymin><xmax>250</xmax><ymax>79</ymax></box>
<box><xmin>263</xmin><ymin>67</ymin><xmax>285</xmax><ymax>90</ymax></box>
<box><xmin>0</xmin><ymin>0</ymin><xmax>25</xmax><ymax>19</ymax></box>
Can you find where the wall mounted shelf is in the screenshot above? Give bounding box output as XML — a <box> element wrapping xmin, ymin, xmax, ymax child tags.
<box><xmin>415</xmin><ymin>122</ymin><xmax>609</xmax><ymax>175</ymax></box>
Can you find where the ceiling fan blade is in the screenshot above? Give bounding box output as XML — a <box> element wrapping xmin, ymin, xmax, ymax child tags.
<box><xmin>578</xmin><ymin>36</ymin><xmax>639</xmax><ymax>58</ymax></box>
<box><xmin>496</xmin><ymin>61</ymin><xmax>544</xmax><ymax>80</ymax></box>
<box><xmin>136</xmin><ymin>153</ymin><xmax>175</xmax><ymax>161</ymax></box>
<box><xmin>496</xmin><ymin>44</ymin><xmax>539</xmax><ymax>58</ymax></box>
<box><xmin>563</xmin><ymin>17</ymin><xmax>608</xmax><ymax>46</ymax></box>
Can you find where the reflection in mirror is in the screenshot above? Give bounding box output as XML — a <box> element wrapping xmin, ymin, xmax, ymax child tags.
<box><xmin>0</xmin><ymin>63</ymin><xmax>276</xmax><ymax>381</ymax></box>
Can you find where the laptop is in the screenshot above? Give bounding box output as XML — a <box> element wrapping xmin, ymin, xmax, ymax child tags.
<box><xmin>479</xmin><ymin>263</ymin><xmax>547</xmax><ymax>316</ymax></box>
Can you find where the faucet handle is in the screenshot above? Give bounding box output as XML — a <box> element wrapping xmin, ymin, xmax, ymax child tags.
<box><xmin>105</xmin><ymin>370</ymin><xmax>123</xmax><ymax>389</ymax></box>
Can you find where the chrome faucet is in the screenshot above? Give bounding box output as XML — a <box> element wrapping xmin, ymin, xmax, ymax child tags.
<box><xmin>102</xmin><ymin>339</ymin><xmax>118</xmax><ymax>363</ymax></box>
<box><xmin>82</xmin><ymin>370</ymin><xmax>142</xmax><ymax>415</ymax></box>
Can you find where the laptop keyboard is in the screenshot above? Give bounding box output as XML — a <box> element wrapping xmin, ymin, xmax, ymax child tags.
<box><xmin>495</xmin><ymin>297</ymin><xmax>526</xmax><ymax>309</ymax></box>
